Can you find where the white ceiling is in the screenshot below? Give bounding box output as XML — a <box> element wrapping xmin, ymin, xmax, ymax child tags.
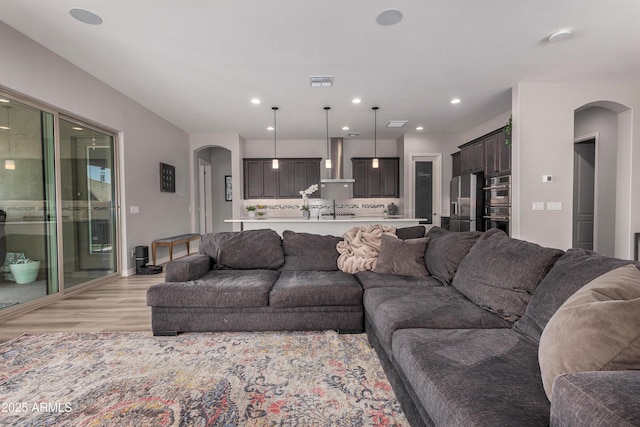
<box><xmin>2</xmin><ymin>1</ymin><xmax>640</xmax><ymax>140</ymax></box>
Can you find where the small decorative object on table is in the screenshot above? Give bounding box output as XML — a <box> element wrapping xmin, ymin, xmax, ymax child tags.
<box><xmin>256</xmin><ymin>205</ymin><xmax>267</xmax><ymax>219</ymax></box>
<box><xmin>299</xmin><ymin>184</ymin><xmax>319</xmax><ymax>220</ymax></box>
<box><xmin>246</xmin><ymin>205</ymin><xmax>257</xmax><ymax>218</ymax></box>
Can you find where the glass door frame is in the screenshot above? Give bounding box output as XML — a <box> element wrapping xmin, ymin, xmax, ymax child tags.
<box><xmin>0</xmin><ymin>87</ymin><xmax>122</xmax><ymax>315</ymax></box>
<box><xmin>57</xmin><ymin>114</ymin><xmax>121</xmax><ymax>293</ymax></box>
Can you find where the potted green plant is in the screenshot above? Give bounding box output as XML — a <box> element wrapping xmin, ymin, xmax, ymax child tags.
<box><xmin>246</xmin><ymin>205</ymin><xmax>257</xmax><ymax>218</ymax></box>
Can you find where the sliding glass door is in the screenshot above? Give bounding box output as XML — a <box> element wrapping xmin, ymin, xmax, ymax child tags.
<box><xmin>59</xmin><ymin>118</ymin><xmax>117</xmax><ymax>288</ymax></box>
<box><xmin>0</xmin><ymin>92</ymin><xmax>119</xmax><ymax>311</ymax></box>
<box><xmin>0</xmin><ymin>97</ymin><xmax>59</xmax><ymax>308</ymax></box>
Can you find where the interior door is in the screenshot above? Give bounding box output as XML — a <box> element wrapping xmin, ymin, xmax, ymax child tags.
<box><xmin>573</xmin><ymin>140</ymin><xmax>595</xmax><ymax>250</ymax></box>
<box><xmin>415</xmin><ymin>161</ymin><xmax>433</xmax><ymax>223</ymax></box>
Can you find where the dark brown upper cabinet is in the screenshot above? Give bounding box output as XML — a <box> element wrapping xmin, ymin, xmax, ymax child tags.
<box><xmin>351</xmin><ymin>157</ymin><xmax>399</xmax><ymax>198</ymax></box>
<box><xmin>452</xmin><ymin>128</ymin><xmax>510</xmax><ymax>178</ymax></box>
<box><xmin>243</xmin><ymin>158</ymin><xmax>321</xmax><ymax>199</ymax></box>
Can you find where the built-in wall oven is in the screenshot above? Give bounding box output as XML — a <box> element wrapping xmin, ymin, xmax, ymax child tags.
<box><xmin>484</xmin><ymin>175</ymin><xmax>511</xmax><ymax>235</ymax></box>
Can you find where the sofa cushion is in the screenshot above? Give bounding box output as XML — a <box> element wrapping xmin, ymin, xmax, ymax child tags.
<box><xmin>424</xmin><ymin>226</ymin><xmax>482</xmax><ymax>285</ymax></box>
<box><xmin>164</xmin><ymin>254</ymin><xmax>211</xmax><ymax>282</ymax></box>
<box><xmin>280</xmin><ymin>230</ymin><xmax>342</xmax><ymax>271</ymax></box>
<box><xmin>199</xmin><ymin>229</ymin><xmax>284</xmax><ymax>270</ymax></box>
<box><xmin>392</xmin><ymin>328</ymin><xmax>550</xmax><ymax>427</ymax></box>
<box><xmin>364</xmin><ymin>286</ymin><xmax>510</xmax><ymax>355</ymax></box>
<box><xmin>355</xmin><ymin>270</ymin><xmax>442</xmax><ymax>290</ymax></box>
<box><xmin>514</xmin><ymin>248</ymin><xmax>639</xmax><ymax>342</ymax></box>
<box><xmin>452</xmin><ymin>229</ymin><xmax>563</xmax><ymax>322</ymax></box>
<box><xmin>538</xmin><ymin>264</ymin><xmax>640</xmax><ymax>399</ymax></box>
<box><xmin>269</xmin><ymin>271</ymin><xmax>362</xmax><ymax>308</ymax></box>
<box><xmin>146</xmin><ymin>269</ymin><xmax>279</xmax><ymax>308</ymax></box>
<box><xmin>395</xmin><ymin>225</ymin><xmax>426</xmax><ymax>240</ymax></box>
<box><xmin>551</xmin><ymin>371</ymin><xmax>640</xmax><ymax>427</ymax></box>
<box><xmin>373</xmin><ymin>234</ymin><xmax>430</xmax><ymax>277</ymax></box>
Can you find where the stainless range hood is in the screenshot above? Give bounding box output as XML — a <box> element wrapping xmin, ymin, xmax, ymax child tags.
<box><xmin>321</xmin><ymin>137</ymin><xmax>355</xmax><ymax>183</ymax></box>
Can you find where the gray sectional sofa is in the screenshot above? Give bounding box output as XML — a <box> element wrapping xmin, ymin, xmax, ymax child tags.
<box><xmin>146</xmin><ymin>226</ymin><xmax>640</xmax><ymax>427</ymax></box>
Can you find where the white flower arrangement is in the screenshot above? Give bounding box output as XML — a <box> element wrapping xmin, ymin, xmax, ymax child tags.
<box><xmin>299</xmin><ymin>184</ymin><xmax>319</xmax><ymax>210</ymax></box>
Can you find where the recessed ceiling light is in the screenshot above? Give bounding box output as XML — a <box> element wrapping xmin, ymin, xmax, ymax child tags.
<box><xmin>69</xmin><ymin>8</ymin><xmax>103</xmax><ymax>25</ymax></box>
<box><xmin>352</xmin><ymin>98</ymin><xmax>362</xmax><ymax>104</ymax></box>
<box><xmin>376</xmin><ymin>9</ymin><xmax>403</xmax><ymax>26</ymax></box>
<box><xmin>251</xmin><ymin>98</ymin><xmax>261</xmax><ymax>105</ymax></box>
<box><xmin>451</xmin><ymin>98</ymin><xmax>461</xmax><ymax>104</ymax></box>
<box><xmin>267</xmin><ymin>126</ymin><xmax>274</xmax><ymax>131</ymax></box>
<box><xmin>416</xmin><ymin>126</ymin><xmax>424</xmax><ymax>131</ymax></box>
<box><xmin>0</xmin><ymin>126</ymin><xmax>10</xmax><ymax>130</ymax></box>
<box><xmin>0</xmin><ymin>99</ymin><xmax>10</xmax><ymax>103</ymax></box>
<box><xmin>342</xmin><ymin>126</ymin><xmax>349</xmax><ymax>131</ymax></box>
<box><xmin>548</xmin><ymin>29</ymin><xmax>573</xmax><ymax>43</ymax></box>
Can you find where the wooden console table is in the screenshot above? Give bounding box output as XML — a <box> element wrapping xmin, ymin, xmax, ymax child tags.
<box><xmin>151</xmin><ymin>233</ymin><xmax>200</xmax><ymax>265</ymax></box>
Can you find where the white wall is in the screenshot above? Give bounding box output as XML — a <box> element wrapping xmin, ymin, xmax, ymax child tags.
<box><xmin>0</xmin><ymin>22</ymin><xmax>191</xmax><ymax>272</ymax></box>
<box><xmin>190</xmin><ymin>132</ymin><xmax>245</xmax><ymax>231</ymax></box>
<box><xmin>512</xmin><ymin>82</ymin><xmax>640</xmax><ymax>258</ymax></box>
<box><xmin>574</xmin><ymin>107</ymin><xmax>618</xmax><ymax>256</ymax></box>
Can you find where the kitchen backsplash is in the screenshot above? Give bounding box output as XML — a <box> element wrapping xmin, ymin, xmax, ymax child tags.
<box><xmin>243</xmin><ymin>198</ymin><xmax>402</xmax><ymax>218</ymax></box>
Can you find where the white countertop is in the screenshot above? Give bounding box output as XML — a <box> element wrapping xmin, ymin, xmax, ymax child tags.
<box><xmin>225</xmin><ymin>216</ymin><xmax>428</xmax><ymax>223</ymax></box>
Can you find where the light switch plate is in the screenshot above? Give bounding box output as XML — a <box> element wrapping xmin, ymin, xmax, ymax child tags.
<box><xmin>532</xmin><ymin>202</ymin><xmax>545</xmax><ymax>211</ymax></box>
<box><xmin>543</xmin><ymin>175</ymin><xmax>553</xmax><ymax>183</ymax></box>
<box><xmin>547</xmin><ymin>202</ymin><xmax>562</xmax><ymax>211</ymax></box>
<box><xmin>130</xmin><ymin>206</ymin><xmax>139</xmax><ymax>214</ymax></box>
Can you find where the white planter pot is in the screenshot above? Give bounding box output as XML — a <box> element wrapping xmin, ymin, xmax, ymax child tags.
<box><xmin>9</xmin><ymin>261</ymin><xmax>41</xmax><ymax>284</ymax></box>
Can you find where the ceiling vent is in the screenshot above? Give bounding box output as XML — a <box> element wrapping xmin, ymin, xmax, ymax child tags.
<box><xmin>310</xmin><ymin>76</ymin><xmax>334</xmax><ymax>87</ymax></box>
<box><xmin>386</xmin><ymin>120</ymin><xmax>408</xmax><ymax>128</ymax></box>
<box><xmin>347</xmin><ymin>132</ymin><xmax>360</xmax><ymax>137</ymax></box>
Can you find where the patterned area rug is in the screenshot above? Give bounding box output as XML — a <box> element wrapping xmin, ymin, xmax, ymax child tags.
<box><xmin>0</xmin><ymin>331</ymin><xmax>408</xmax><ymax>426</ymax></box>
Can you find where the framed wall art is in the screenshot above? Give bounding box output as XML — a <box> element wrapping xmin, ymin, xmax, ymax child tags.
<box><xmin>160</xmin><ymin>162</ymin><xmax>175</xmax><ymax>193</ymax></box>
<box><xmin>225</xmin><ymin>175</ymin><xmax>232</xmax><ymax>201</ymax></box>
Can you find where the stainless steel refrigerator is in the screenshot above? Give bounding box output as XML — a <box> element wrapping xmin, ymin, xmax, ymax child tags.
<box><xmin>450</xmin><ymin>173</ymin><xmax>484</xmax><ymax>232</ymax></box>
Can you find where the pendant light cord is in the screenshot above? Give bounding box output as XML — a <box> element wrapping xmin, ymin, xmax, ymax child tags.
<box><xmin>373</xmin><ymin>106</ymin><xmax>378</xmax><ymax>158</ymax></box>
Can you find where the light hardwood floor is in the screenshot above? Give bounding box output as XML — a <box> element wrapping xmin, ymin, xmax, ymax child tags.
<box><xmin>0</xmin><ymin>273</ymin><xmax>159</xmax><ymax>343</ymax></box>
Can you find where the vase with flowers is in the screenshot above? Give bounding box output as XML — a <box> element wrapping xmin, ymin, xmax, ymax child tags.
<box><xmin>299</xmin><ymin>184</ymin><xmax>319</xmax><ymax>219</ymax></box>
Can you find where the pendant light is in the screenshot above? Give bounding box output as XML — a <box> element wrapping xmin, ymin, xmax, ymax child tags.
<box><xmin>372</xmin><ymin>106</ymin><xmax>379</xmax><ymax>169</ymax></box>
<box><xmin>324</xmin><ymin>107</ymin><xmax>332</xmax><ymax>169</ymax></box>
<box><xmin>272</xmin><ymin>106</ymin><xmax>279</xmax><ymax>169</ymax></box>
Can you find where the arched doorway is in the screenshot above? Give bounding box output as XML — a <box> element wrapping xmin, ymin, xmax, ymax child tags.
<box><xmin>194</xmin><ymin>146</ymin><xmax>233</xmax><ymax>234</ymax></box>
<box><xmin>573</xmin><ymin>101</ymin><xmax>631</xmax><ymax>257</ymax></box>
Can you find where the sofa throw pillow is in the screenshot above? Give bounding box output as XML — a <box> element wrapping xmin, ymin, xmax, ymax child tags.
<box><xmin>514</xmin><ymin>249</ymin><xmax>635</xmax><ymax>342</ymax></box>
<box><xmin>395</xmin><ymin>225</ymin><xmax>426</xmax><ymax>240</ymax></box>
<box><xmin>280</xmin><ymin>230</ymin><xmax>342</xmax><ymax>271</ymax></box>
<box><xmin>199</xmin><ymin>229</ymin><xmax>284</xmax><ymax>270</ymax></box>
<box><xmin>373</xmin><ymin>234</ymin><xmax>430</xmax><ymax>277</ymax></box>
<box><xmin>538</xmin><ymin>264</ymin><xmax>640</xmax><ymax>399</ymax></box>
<box><xmin>452</xmin><ymin>229</ymin><xmax>563</xmax><ymax>322</ymax></box>
<box><xmin>424</xmin><ymin>226</ymin><xmax>482</xmax><ymax>285</ymax></box>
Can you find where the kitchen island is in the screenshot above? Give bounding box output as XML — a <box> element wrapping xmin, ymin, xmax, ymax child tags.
<box><xmin>224</xmin><ymin>216</ymin><xmax>430</xmax><ymax>237</ymax></box>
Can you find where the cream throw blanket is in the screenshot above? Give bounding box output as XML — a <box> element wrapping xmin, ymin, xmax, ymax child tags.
<box><xmin>337</xmin><ymin>224</ymin><xmax>397</xmax><ymax>274</ymax></box>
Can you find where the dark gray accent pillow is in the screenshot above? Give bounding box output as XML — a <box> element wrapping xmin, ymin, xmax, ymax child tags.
<box><xmin>424</xmin><ymin>226</ymin><xmax>482</xmax><ymax>285</ymax></box>
<box><xmin>199</xmin><ymin>229</ymin><xmax>284</xmax><ymax>270</ymax></box>
<box><xmin>514</xmin><ymin>248</ymin><xmax>638</xmax><ymax>342</ymax></box>
<box><xmin>395</xmin><ymin>225</ymin><xmax>426</xmax><ymax>240</ymax></box>
<box><xmin>452</xmin><ymin>228</ymin><xmax>563</xmax><ymax>322</ymax></box>
<box><xmin>280</xmin><ymin>230</ymin><xmax>342</xmax><ymax>271</ymax></box>
<box><xmin>373</xmin><ymin>234</ymin><xmax>430</xmax><ymax>277</ymax></box>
